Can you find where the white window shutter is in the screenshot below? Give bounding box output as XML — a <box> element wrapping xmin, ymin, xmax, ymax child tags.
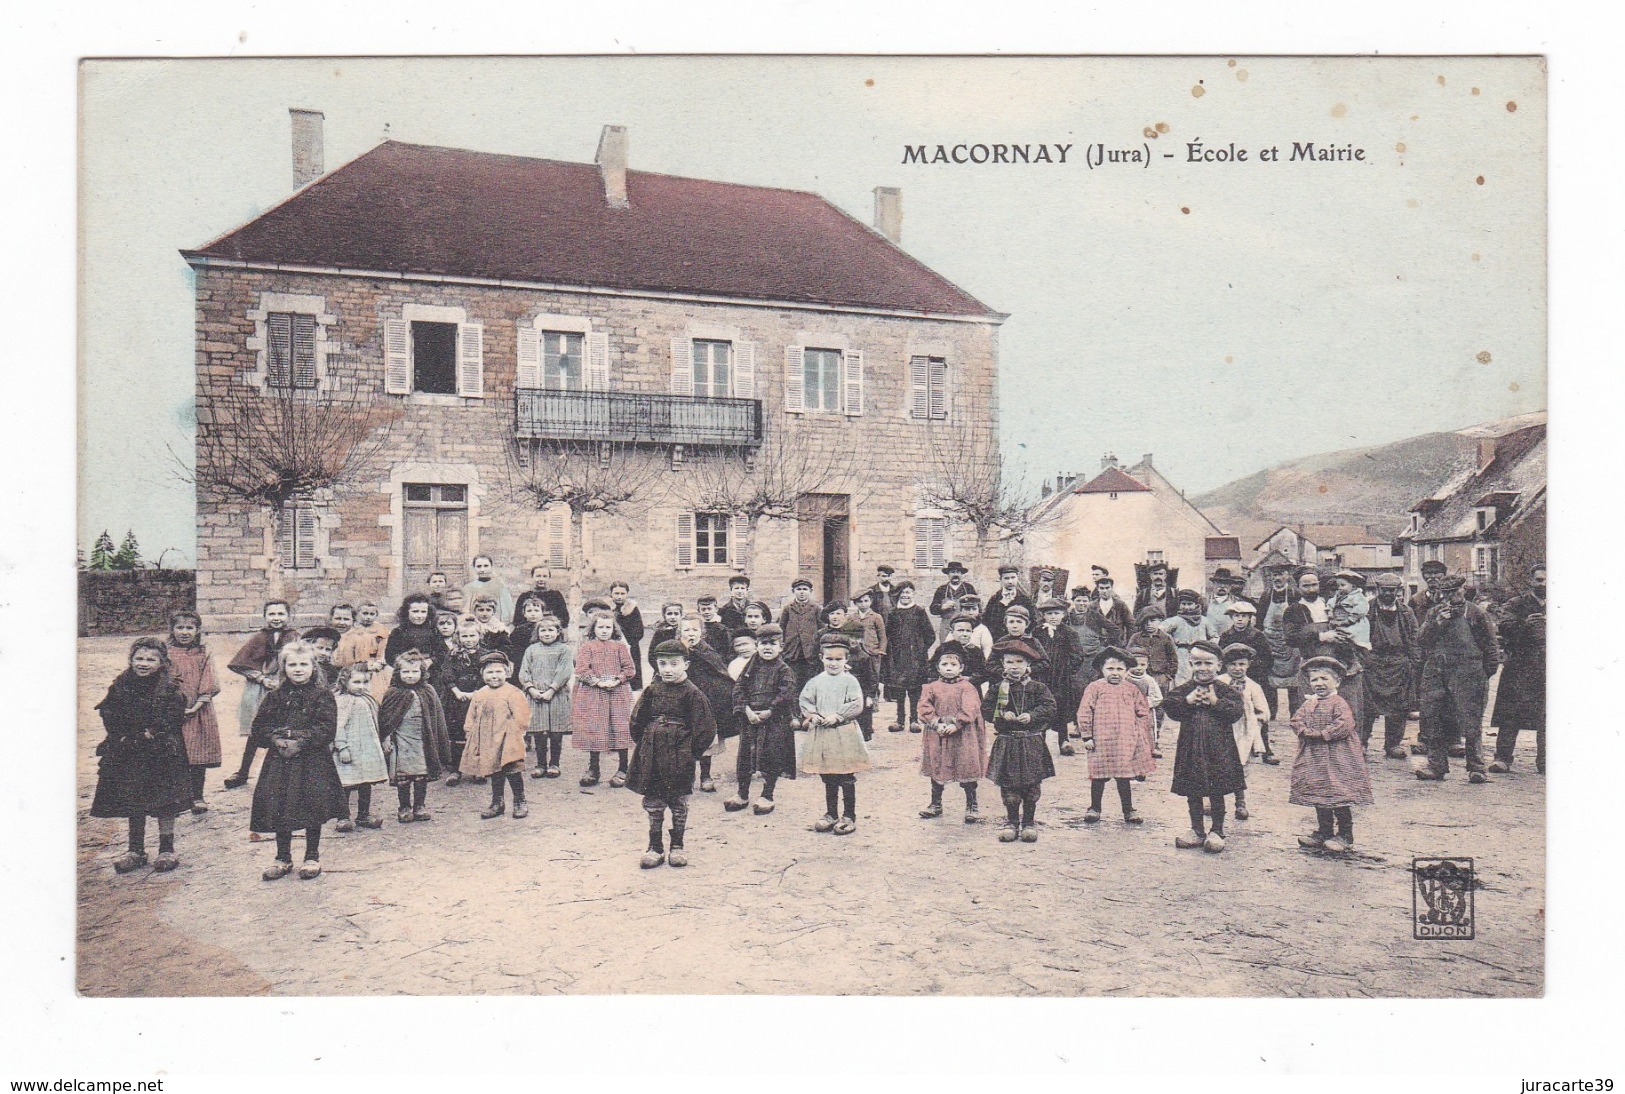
<box><xmin>278</xmin><ymin>508</ymin><xmax>295</xmax><ymax>569</ymax></box>
<box><xmin>843</xmin><ymin>349</ymin><xmax>864</xmax><ymax>416</ymax></box>
<box><xmin>586</xmin><ymin>331</ymin><xmax>611</xmax><ymax>391</ymax></box>
<box><xmin>516</xmin><ymin>325</ymin><xmax>542</xmax><ymax>389</ymax></box>
<box><xmin>456</xmin><ymin>321</ymin><xmax>485</xmax><ymax>397</ymax></box>
<box><xmin>784</xmin><ymin>345</ymin><xmax>806</xmax><ymax>412</ymax></box>
<box><xmin>933</xmin><ymin>519</ymin><xmax>949</xmax><ymax>568</ymax></box>
<box><xmin>547</xmin><ymin>507</ymin><xmax>569</xmax><ymax>568</ymax></box>
<box><xmin>295</xmin><ymin>506</ymin><xmax>318</xmax><ymax>569</ymax></box>
<box><xmin>730</xmin><ymin>514</ymin><xmax>749</xmax><ymax>570</ymax></box>
<box><xmin>675</xmin><ymin>512</ymin><xmax>696</xmax><ymax>569</ymax></box>
<box><xmin>732</xmin><ymin>340</ymin><xmax>756</xmax><ymax>398</ymax></box>
<box><xmin>292</xmin><ymin>314</ymin><xmax>318</xmax><ymax>388</ymax></box>
<box><xmin>909</xmin><ymin>355</ymin><xmax>929</xmax><ymax>419</ymax></box>
<box><xmin>670</xmin><ymin>338</ymin><xmax>694</xmax><ymax>395</ymax></box>
<box><xmin>267</xmin><ymin>313</ymin><xmax>292</xmax><ymax>386</ymax></box>
<box><xmin>928</xmin><ymin>358</ymin><xmax>948</xmax><ymax>420</ymax></box>
<box><xmin>913</xmin><ymin>519</ymin><xmax>930</xmax><ymax>570</ymax></box>
<box><xmin>384</xmin><ymin>319</ymin><xmax>411</xmax><ymax>394</ymax></box>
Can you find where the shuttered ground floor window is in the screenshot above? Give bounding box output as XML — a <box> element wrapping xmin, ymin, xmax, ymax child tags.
<box><xmin>277</xmin><ymin>496</ymin><xmax>320</xmax><ymax>570</ymax></box>
<box><xmin>403</xmin><ymin>483</ymin><xmax>468</xmax><ymax>589</ymax></box>
<box><xmin>914</xmin><ymin>515</ymin><xmax>949</xmax><ymax>571</ymax></box>
<box><xmin>677</xmin><ymin>511</ymin><xmax>748</xmax><ymax>569</ymax></box>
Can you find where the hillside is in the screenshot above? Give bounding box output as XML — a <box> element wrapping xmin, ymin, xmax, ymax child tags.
<box><xmin>1193</xmin><ymin>417</ymin><xmax>1543</xmax><ymax>552</ymax></box>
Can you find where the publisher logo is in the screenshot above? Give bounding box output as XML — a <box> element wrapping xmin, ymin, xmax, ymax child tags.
<box><xmin>1413</xmin><ymin>857</ymin><xmax>1476</xmax><ymax>940</ymax></box>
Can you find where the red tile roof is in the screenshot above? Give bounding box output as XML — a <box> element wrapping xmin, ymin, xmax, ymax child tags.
<box><xmin>184</xmin><ymin>141</ymin><xmax>998</xmax><ymax>318</ymax></box>
<box><xmin>1072</xmin><ymin>467</ymin><xmax>1153</xmax><ymax>495</ymax></box>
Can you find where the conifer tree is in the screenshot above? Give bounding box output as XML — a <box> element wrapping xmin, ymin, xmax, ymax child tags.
<box><xmin>112</xmin><ymin>530</ymin><xmax>141</xmax><ymax>570</ymax></box>
<box><xmin>90</xmin><ymin>530</ymin><xmax>116</xmax><ymax>570</ymax></box>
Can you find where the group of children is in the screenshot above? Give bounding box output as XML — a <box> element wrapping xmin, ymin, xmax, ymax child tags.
<box><xmin>89</xmin><ymin>565</ymin><xmax>1376</xmax><ymax>878</ymax></box>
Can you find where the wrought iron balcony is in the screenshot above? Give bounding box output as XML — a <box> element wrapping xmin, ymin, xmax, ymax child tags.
<box><xmin>515</xmin><ymin>388</ymin><xmax>763</xmax><ymax>447</ymax></box>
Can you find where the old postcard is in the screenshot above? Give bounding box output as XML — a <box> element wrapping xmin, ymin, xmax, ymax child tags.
<box><xmin>76</xmin><ymin>55</ymin><xmax>1546</xmax><ymax>999</ymax></box>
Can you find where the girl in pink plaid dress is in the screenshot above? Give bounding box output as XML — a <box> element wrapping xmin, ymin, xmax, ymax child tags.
<box><xmin>1076</xmin><ymin>646</ymin><xmax>1156</xmax><ymax>824</ymax></box>
<box><xmin>1291</xmin><ymin>655</ymin><xmax>1373</xmax><ymax>854</ymax></box>
<box><xmin>572</xmin><ymin>611</ymin><xmax>637</xmax><ymax>788</ymax></box>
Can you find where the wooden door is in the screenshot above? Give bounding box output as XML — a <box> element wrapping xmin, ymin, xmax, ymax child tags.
<box><xmin>402</xmin><ymin>484</ymin><xmax>469</xmax><ymax>591</ymax></box>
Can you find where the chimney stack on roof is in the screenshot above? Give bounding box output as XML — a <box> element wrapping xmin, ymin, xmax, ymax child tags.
<box><xmin>1141</xmin><ymin>453</ymin><xmax>1154</xmax><ymax>468</ymax></box>
<box><xmin>874</xmin><ymin>186</ymin><xmax>902</xmax><ymax>243</ymax></box>
<box><xmin>596</xmin><ymin>124</ymin><xmax>630</xmax><ymax>209</ymax></box>
<box><xmin>1101</xmin><ymin>453</ymin><xmax>1119</xmax><ymax>471</ymax></box>
<box><xmin>290</xmin><ymin>108</ymin><xmax>324</xmax><ymax>190</ymax></box>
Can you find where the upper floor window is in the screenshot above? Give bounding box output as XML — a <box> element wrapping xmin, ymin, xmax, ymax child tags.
<box><xmin>692</xmin><ymin>339</ymin><xmax>733</xmax><ymax>398</ymax></box>
<box><xmin>785</xmin><ymin>344</ymin><xmax>862</xmax><ymax>414</ymax></box>
<box><xmin>411</xmin><ymin>321</ymin><xmax>459</xmax><ymax>395</ymax></box>
<box><xmin>914</xmin><ymin>514</ymin><xmax>949</xmax><ymax>571</ymax></box>
<box><xmin>267</xmin><ymin>312</ymin><xmax>318</xmax><ymax>389</ymax></box>
<box><xmin>909</xmin><ymin>356</ymin><xmax>948</xmax><ymax>420</ymax></box>
<box><xmin>384</xmin><ymin>306</ymin><xmax>483</xmax><ymax>398</ymax></box>
<box><xmin>803</xmin><ymin>348</ymin><xmax>843</xmax><ymax>412</ymax></box>
<box><xmin>543</xmin><ymin>331</ymin><xmax>584</xmax><ymax>390</ymax></box>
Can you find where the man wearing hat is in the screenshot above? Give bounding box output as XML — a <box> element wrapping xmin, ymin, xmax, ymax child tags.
<box><xmin>930</xmin><ymin>561</ymin><xmax>978</xmax><ymax>640</ymax></box>
<box><xmin>1093</xmin><ymin>571</ymin><xmax>1135</xmax><ymax>636</ymax></box>
<box><xmin>863</xmin><ymin>565</ymin><xmax>898</xmax><ymax>617</ymax></box>
<box><xmin>1414</xmin><ymin>575</ymin><xmax>1500</xmax><ymax>783</ymax></box>
<box><xmin>1490</xmin><ymin>562</ymin><xmax>1546</xmax><ymax>774</ymax></box>
<box><xmin>1034</xmin><ymin>597</ymin><xmax>1085</xmax><ymax>750</ymax></box>
<box><xmin>1205</xmin><ymin>568</ymin><xmax>1244</xmax><ymax>632</ymax></box>
<box><xmin>779</xmin><ymin>577</ymin><xmax>823</xmax><ymax>691</ymax></box>
<box><xmin>1032</xmin><ymin>567</ymin><xmax>1060</xmax><ymax>607</ymax></box>
<box><xmin>1134</xmin><ymin>560</ymin><xmax>1177</xmax><ymax>620</ymax></box>
<box><xmin>984</xmin><ymin>564</ymin><xmax>1035</xmax><ymax>640</ymax></box>
<box><xmin>1284</xmin><ymin>567</ymin><xmax>1367</xmax><ymax>736</ymax></box>
<box><xmin>719</xmin><ymin>574</ymin><xmax>771</xmax><ymax>638</ymax></box>
<box><xmin>1361</xmin><ymin>573</ymin><xmax>1420</xmax><ymax>758</ymax></box>
<box><xmin>1406</xmin><ymin>559</ymin><xmax>1450</xmax><ymax>755</ymax></box>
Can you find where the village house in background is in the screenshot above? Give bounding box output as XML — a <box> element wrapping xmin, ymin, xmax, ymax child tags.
<box><xmin>1397</xmin><ymin>414</ymin><xmax>1546</xmax><ymax>595</ymax></box>
<box><xmin>1243</xmin><ymin>523</ymin><xmax>1403</xmax><ymax>596</ymax></box>
<box><xmin>183</xmin><ymin>111</ymin><xmax>1005</xmax><ymax>630</ymax></box>
<box><xmin>1027</xmin><ymin>454</ymin><xmax>1237</xmax><ymax>594</ymax></box>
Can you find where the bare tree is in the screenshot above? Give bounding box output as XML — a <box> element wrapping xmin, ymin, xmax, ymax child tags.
<box><xmin>175</xmin><ymin>384</ymin><xmax>398</xmax><ymax>510</ymax></box>
<box><xmin>919</xmin><ymin>420</ymin><xmax>1052</xmax><ymax>558</ymax></box>
<box><xmin>673</xmin><ymin>430</ymin><xmax>867</xmax><ymax>572</ymax></box>
<box><xmin>503</xmin><ymin>438</ymin><xmax>674</xmax><ymax>601</ymax></box>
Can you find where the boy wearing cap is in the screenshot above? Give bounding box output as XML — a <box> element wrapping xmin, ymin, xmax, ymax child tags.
<box><xmin>676</xmin><ymin>614</ymin><xmax>734</xmax><ymax>793</ymax></box>
<box><xmin>1220</xmin><ymin>601</ymin><xmax>1277</xmax><ymax>763</ymax></box>
<box><xmin>726</xmin><ymin>624</ymin><xmax>799</xmax><ymax>815</ymax></box>
<box><xmin>1160</xmin><ymin>591</ymin><xmax>1221</xmax><ymax>685</ymax></box>
<box><xmin>984</xmin><ymin>564</ymin><xmax>1035</xmax><ymax>639</ymax></box>
<box><xmin>883</xmin><ymin>581</ymin><xmax>935</xmax><ymax>733</ymax></box>
<box><xmin>799</xmin><ymin>634</ymin><xmax>871</xmax><ymax>835</ymax></box>
<box><xmin>461</xmin><ymin>651</ymin><xmax>533</xmax><ymax>820</ymax></box>
<box><xmin>719</xmin><ymin>575</ymin><xmax>770</xmax><ymax>639</ymax></box>
<box><xmin>1220</xmin><ymin>643</ymin><xmax>1271</xmax><ymax>819</ymax></box>
<box><xmin>1034</xmin><ymin>598</ymin><xmax>1085</xmax><ymax>749</ymax></box>
<box><xmin>1363</xmin><ymin>573</ymin><xmax>1420</xmax><ymax>757</ymax></box>
<box><xmin>982</xmin><ymin>636</ymin><xmax>1058</xmax><ymax>843</ymax></box>
<box><xmin>822</xmin><ymin>600</ymin><xmax>878</xmax><ymax>741</ymax></box>
<box><xmin>627</xmin><ymin>640</ymin><xmax>718</xmax><ymax>868</ymax></box>
<box><xmin>1165</xmin><ymin>642</ymin><xmax>1246</xmax><ymax>853</ymax></box>
<box><xmin>1291</xmin><ymin>655</ymin><xmax>1371</xmax><ymax>853</ymax></box>
<box><xmin>780</xmin><ymin>578</ymin><xmax>823</xmax><ymax>692</ymax></box>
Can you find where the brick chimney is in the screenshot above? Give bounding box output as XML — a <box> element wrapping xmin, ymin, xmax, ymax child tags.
<box><xmin>290</xmin><ymin>108</ymin><xmax>324</xmax><ymax>190</ymax></box>
<box><xmin>873</xmin><ymin>187</ymin><xmax>902</xmax><ymax>243</ymax></box>
<box><xmin>1141</xmin><ymin>453</ymin><xmax>1154</xmax><ymax>468</ymax></box>
<box><xmin>1477</xmin><ymin>437</ymin><xmax>1497</xmax><ymax>472</ymax></box>
<box><xmin>1101</xmin><ymin>453</ymin><xmax>1119</xmax><ymax>471</ymax></box>
<box><xmin>596</xmin><ymin>125</ymin><xmax>629</xmax><ymax>209</ymax></box>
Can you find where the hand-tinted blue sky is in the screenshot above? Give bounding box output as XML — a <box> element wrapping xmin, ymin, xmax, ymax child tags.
<box><xmin>79</xmin><ymin>56</ymin><xmax>1545</xmax><ymax>563</ymax></box>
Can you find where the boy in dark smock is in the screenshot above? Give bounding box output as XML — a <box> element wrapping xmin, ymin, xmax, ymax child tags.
<box><xmin>627</xmin><ymin>641</ymin><xmax>718</xmax><ymax>868</ymax></box>
<box><xmin>726</xmin><ymin>624</ymin><xmax>799</xmax><ymax>815</ymax></box>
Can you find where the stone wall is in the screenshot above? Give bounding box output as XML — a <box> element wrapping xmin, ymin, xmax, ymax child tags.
<box><xmin>78</xmin><ymin>570</ymin><xmax>197</xmax><ymax>637</ymax></box>
<box><xmin>193</xmin><ymin>267</ymin><xmax>1002</xmax><ymax>630</ymax></box>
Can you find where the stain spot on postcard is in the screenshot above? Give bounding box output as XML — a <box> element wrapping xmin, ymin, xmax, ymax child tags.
<box><xmin>1181</xmin><ymin>206</ymin><xmax>1190</xmax><ymax>215</ymax></box>
<box><xmin>1472</xmin><ymin>253</ymin><xmax>1481</xmax><ymax>262</ymax></box>
<box><xmin>1156</xmin><ymin>122</ymin><xmax>1169</xmax><ymax>133</ymax></box>
<box><xmin>1228</xmin><ymin>59</ymin><xmax>1237</xmax><ymax>67</ymax></box>
<box><xmin>1471</xmin><ymin>87</ymin><xmax>1481</xmax><ymax>96</ymax></box>
<box><xmin>1318</xmin><ymin>485</ymin><xmax>1329</xmax><ymax>494</ymax></box>
<box><xmin>1396</xmin><ymin>142</ymin><xmax>1406</xmax><ymax>154</ymax></box>
<box><xmin>1476</xmin><ymin>175</ymin><xmax>1485</xmax><ymax>185</ymax></box>
<box><xmin>1236</xmin><ymin>69</ymin><xmax>1248</xmax><ymax>82</ymax></box>
<box><xmin>1144</xmin><ymin>126</ymin><xmax>1159</xmax><ymax>139</ymax></box>
<box><xmin>1191</xmin><ymin>84</ymin><xmax>1205</xmax><ymax>99</ymax></box>
<box><xmin>1330</xmin><ymin>103</ymin><xmax>1348</xmax><ymax>118</ymax></box>
<box><xmin>865</xmin><ymin>79</ymin><xmax>874</xmax><ymax>87</ymax></box>
<box><xmin>1437</xmin><ymin>75</ymin><xmax>1447</xmax><ymax>86</ymax></box>
<box><xmin>1507</xmin><ymin>101</ymin><xmax>1518</xmax><ymax>112</ymax></box>
<box><xmin>1407</xmin><ymin>199</ymin><xmax>1419</xmax><ymax>208</ymax></box>
<box><xmin>238</xmin><ymin>30</ymin><xmax>247</xmax><ymax>43</ymax></box>
<box><xmin>1509</xmin><ymin>381</ymin><xmax>1521</xmax><ymax>392</ymax></box>
<box><xmin>1224</xmin><ymin>356</ymin><xmax>1234</xmax><ymax>364</ymax></box>
<box><xmin>1477</xmin><ymin>351</ymin><xmax>1493</xmax><ymax>364</ymax></box>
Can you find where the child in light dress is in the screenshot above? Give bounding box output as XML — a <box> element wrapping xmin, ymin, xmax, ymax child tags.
<box><xmin>332</xmin><ymin>665</ymin><xmax>389</xmax><ymax>832</ymax></box>
<box><xmin>798</xmin><ymin>634</ymin><xmax>870</xmax><ymax>835</ymax></box>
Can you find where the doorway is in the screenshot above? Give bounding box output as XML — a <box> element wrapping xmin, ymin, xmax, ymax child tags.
<box><xmin>797</xmin><ymin>494</ymin><xmax>851</xmax><ymax>603</ymax></box>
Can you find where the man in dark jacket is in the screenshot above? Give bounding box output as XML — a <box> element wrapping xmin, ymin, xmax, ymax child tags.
<box><xmin>983</xmin><ymin>564</ymin><xmax>1035</xmax><ymax>639</ymax></box>
<box><xmin>779</xmin><ymin>578</ymin><xmax>823</xmax><ymax>691</ymax></box>
<box><xmin>1414</xmin><ymin>575</ymin><xmax>1500</xmax><ymax>783</ymax></box>
<box><xmin>1489</xmin><ymin>563</ymin><xmax>1546</xmax><ymax>774</ymax></box>
<box><xmin>512</xmin><ymin>566</ymin><xmax>570</xmax><ymax>630</ymax></box>
<box><xmin>930</xmin><ymin>562</ymin><xmax>977</xmax><ymax>639</ymax></box>
<box><xmin>1283</xmin><ymin>568</ymin><xmax>1366</xmax><ymax>734</ymax></box>
<box><xmin>1362</xmin><ymin>573</ymin><xmax>1420</xmax><ymax>757</ymax></box>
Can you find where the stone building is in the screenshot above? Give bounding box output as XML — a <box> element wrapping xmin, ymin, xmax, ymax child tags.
<box><xmin>183</xmin><ymin>116</ymin><xmax>1005</xmax><ymax>629</ymax></box>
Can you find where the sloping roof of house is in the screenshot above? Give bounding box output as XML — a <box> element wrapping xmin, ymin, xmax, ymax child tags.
<box><xmin>1073</xmin><ymin>466</ymin><xmax>1154</xmax><ymax>495</ymax></box>
<box><xmin>1411</xmin><ymin>428</ymin><xmax>1547</xmax><ymax>543</ymax></box>
<box><xmin>183</xmin><ymin>140</ymin><xmax>999</xmax><ymax>319</ymax></box>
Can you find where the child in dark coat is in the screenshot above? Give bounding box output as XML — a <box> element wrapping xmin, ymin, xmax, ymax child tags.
<box><xmin>433</xmin><ymin>619</ymin><xmax>487</xmax><ymax>785</ymax></box>
<box><xmin>222</xmin><ymin>599</ymin><xmax>295</xmax><ymax>790</ymax></box>
<box><xmin>677</xmin><ymin>614</ymin><xmax>735</xmax><ymax>794</ymax></box>
<box><xmin>627</xmin><ymin>640</ymin><xmax>719</xmax><ymax>868</ymax></box>
<box><xmin>91</xmin><ymin>637</ymin><xmax>193</xmax><ymax>874</ymax></box>
<box><xmin>250</xmin><ymin>640</ymin><xmax>347</xmax><ymax>880</ymax></box>
<box><xmin>1165</xmin><ymin>641</ymin><xmax>1247</xmax><ymax>854</ymax></box>
<box><xmin>379</xmin><ymin>651</ymin><xmax>453</xmax><ymax>822</ymax></box>
<box><xmin>883</xmin><ymin>581</ymin><xmax>935</xmax><ymax>733</ymax></box>
<box><xmin>982</xmin><ymin>636</ymin><xmax>1058</xmax><ymax>844</ymax></box>
<box><xmin>726</xmin><ymin>624</ymin><xmax>800</xmax><ymax>815</ymax></box>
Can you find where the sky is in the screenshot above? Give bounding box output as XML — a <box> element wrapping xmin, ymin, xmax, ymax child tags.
<box><xmin>78</xmin><ymin>56</ymin><xmax>1546</xmax><ymax>564</ymax></box>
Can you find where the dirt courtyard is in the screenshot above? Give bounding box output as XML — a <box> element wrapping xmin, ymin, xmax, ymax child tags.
<box><xmin>76</xmin><ymin>635</ymin><xmax>1543</xmax><ymax>997</ymax></box>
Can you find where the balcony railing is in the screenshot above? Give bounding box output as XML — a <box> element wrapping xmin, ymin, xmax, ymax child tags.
<box><xmin>515</xmin><ymin>388</ymin><xmax>763</xmax><ymax>447</ymax></box>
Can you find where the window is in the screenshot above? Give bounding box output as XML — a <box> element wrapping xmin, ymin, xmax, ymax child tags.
<box><xmin>908</xmin><ymin>356</ymin><xmax>948</xmax><ymax>420</ymax></box>
<box><xmin>692</xmin><ymin>340</ymin><xmax>732</xmax><ymax>398</ymax></box>
<box><xmin>277</xmin><ymin>495</ymin><xmax>319</xmax><ymax>570</ymax></box>
<box><xmin>267</xmin><ymin>312</ymin><xmax>317</xmax><ymax>389</ymax></box>
<box><xmin>402</xmin><ymin>483</ymin><xmax>469</xmax><ymax>589</ymax></box>
<box><xmin>803</xmin><ymin>348</ymin><xmax>843</xmax><ymax>412</ymax></box>
<box><xmin>676</xmin><ymin>511</ymin><xmax>747</xmax><ymax>569</ymax></box>
<box><xmin>914</xmin><ymin>516</ymin><xmax>949</xmax><ymax>571</ymax></box>
<box><xmin>411</xmin><ymin>321</ymin><xmax>459</xmax><ymax>394</ymax></box>
<box><xmin>1473</xmin><ymin>545</ymin><xmax>1499</xmax><ymax>581</ymax></box>
<box><xmin>542</xmin><ymin>331</ymin><xmax>584</xmax><ymax>390</ymax></box>
<box><xmin>1410</xmin><ymin>512</ymin><xmax>1422</xmax><ymax>533</ymax></box>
